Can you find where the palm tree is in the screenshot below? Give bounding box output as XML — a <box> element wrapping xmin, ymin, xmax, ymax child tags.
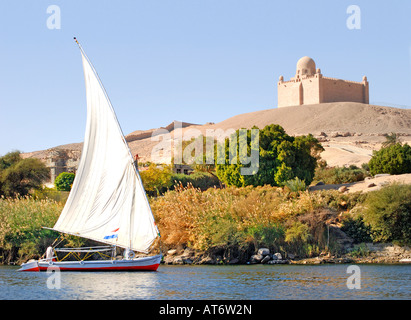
<box><xmin>382</xmin><ymin>132</ymin><xmax>401</xmax><ymax>148</ymax></box>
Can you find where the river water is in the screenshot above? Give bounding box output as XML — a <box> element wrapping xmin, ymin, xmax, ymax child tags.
<box><xmin>0</xmin><ymin>264</ymin><xmax>410</xmax><ymax>300</ymax></box>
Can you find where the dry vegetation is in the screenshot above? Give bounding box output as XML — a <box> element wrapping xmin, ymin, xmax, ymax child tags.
<box><xmin>1</xmin><ymin>181</ymin><xmax>409</xmax><ymax>264</ymax></box>
<box><xmin>151</xmin><ymin>183</ymin><xmax>363</xmax><ymax>258</ymax></box>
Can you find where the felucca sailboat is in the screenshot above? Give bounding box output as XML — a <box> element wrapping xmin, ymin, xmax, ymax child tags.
<box><xmin>19</xmin><ymin>38</ymin><xmax>161</xmax><ymax>271</ymax></box>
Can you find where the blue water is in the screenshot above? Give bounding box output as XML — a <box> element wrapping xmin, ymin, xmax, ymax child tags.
<box><xmin>0</xmin><ymin>264</ymin><xmax>410</xmax><ymax>300</ymax></box>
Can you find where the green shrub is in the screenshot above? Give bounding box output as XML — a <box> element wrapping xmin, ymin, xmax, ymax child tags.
<box><xmin>284</xmin><ymin>177</ymin><xmax>306</xmax><ymax>192</ymax></box>
<box><xmin>171</xmin><ymin>172</ymin><xmax>220</xmax><ymax>191</ymax></box>
<box><xmin>318</xmin><ymin>190</ymin><xmax>366</xmax><ymax>211</ymax></box>
<box><xmin>285</xmin><ymin>221</ymin><xmax>312</xmax><ymax>256</ymax></box>
<box><xmin>54</xmin><ymin>172</ymin><xmax>75</xmax><ymax>191</ymax></box>
<box><xmin>369</xmin><ymin>143</ymin><xmax>411</xmax><ymax>175</ymax></box>
<box><xmin>245</xmin><ymin>223</ymin><xmax>285</xmax><ymax>251</ymax></box>
<box><xmin>200</xmin><ymin>213</ymin><xmax>244</xmax><ymax>249</ymax></box>
<box><xmin>32</xmin><ymin>187</ymin><xmax>70</xmax><ymax>203</ymax></box>
<box><xmin>362</xmin><ymin>184</ymin><xmax>411</xmax><ymax>244</ymax></box>
<box><xmin>313</xmin><ymin>165</ymin><xmax>369</xmax><ymax>185</ymax></box>
<box><xmin>349</xmin><ymin>243</ymin><xmax>370</xmax><ymax>257</ymax></box>
<box><xmin>341</xmin><ymin>215</ymin><xmax>372</xmax><ymax>243</ymax></box>
<box><xmin>285</xmin><ymin>221</ymin><xmax>311</xmax><ymax>243</ymax></box>
<box><xmin>361</xmin><ymin>163</ymin><xmax>370</xmax><ymax>172</ymax></box>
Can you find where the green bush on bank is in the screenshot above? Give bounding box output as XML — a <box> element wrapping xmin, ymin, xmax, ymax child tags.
<box><xmin>284</xmin><ymin>177</ymin><xmax>307</xmax><ymax>192</ymax></box>
<box><xmin>54</xmin><ymin>172</ymin><xmax>75</xmax><ymax>191</ymax></box>
<box><xmin>341</xmin><ymin>215</ymin><xmax>372</xmax><ymax>244</ymax></box>
<box><xmin>171</xmin><ymin>172</ymin><xmax>220</xmax><ymax>191</ymax></box>
<box><xmin>32</xmin><ymin>187</ymin><xmax>70</xmax><ymax>203</ymax></box>
<box><xmin>369</xmin><ymin>143</ymin><xmax>411</xmax><ymax>176</ymax></box>
<box><xmin>362</xmin><ymin>183</ymin><xmax>411</xmax><ymax>244</ymax></box>
<box><xmin>313</xmin><ymin>165</ymin><xmax>369</xmax><ymax>185</ymax></box>
<box><xmin>140</xmin><ymin>164</ymin><xmax>220</xmax><ymax>196</ymax></box>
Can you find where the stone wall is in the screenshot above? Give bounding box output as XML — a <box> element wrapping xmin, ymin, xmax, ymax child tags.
<box><xmin>278</xmin><ymin>76</ymin><xmax>369</xmax><ymax>108</ymax></box>
<box><xmin>320</xmin><ymin>77</ymin><xmax>368</xmax><ymax>104</ymax></box>
<box><xmin>46</xmin><ymin>149</ymin><xmax>79</xmax><ymax>183</ymax></box>
<box><xmin>278</xmin><ymin>81</ymin><xmax>303</xmax><ymax>107</ymax></box>
<box><xmin>302</xmin><ymin>77</ymin><xmax>321</xmax><ymax>105</ymax></box>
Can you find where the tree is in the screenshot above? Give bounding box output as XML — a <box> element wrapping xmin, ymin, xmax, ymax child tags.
<box><xmin>174</xmin><ymin>135</ymin><xmax>217</xmax><ymax>174</ymax></box>
<box><xmin>215</xmin><ymin>124</ymin><xmax>323</xmax><ymax>187</ymax></box>
<box><xmin>54</xmin><ymin>172</ymin><xmax>75</xmax><ymax>191</ymax></box>
<box><xmin>368</xmin><ymin>143</ymin><xmax>411</xmax><ymax>175</ymax></box>
<box><xmin>382</xmin><ymin>132</ymin><xmax>401</xmax><ymax>148</ymax></box>
<box><xmin>0</xmin><ymin>151</ymin><xmax>21</xmax><ymax>170</ymax></box>
<box><xmin>0</xmin><ymin>151</ymin><xmax>50</xmax><ymax>197</ymax></box>
<box><xmin>139</xmin><ymin>164</ymin><xmax>173</xmax><ymax>196</ymax></box>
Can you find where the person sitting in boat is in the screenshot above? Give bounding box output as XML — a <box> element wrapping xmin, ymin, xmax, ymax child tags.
<box><xmin>45</xmin><ymin>246</ymin><xmax>56</xmax><ymax>262</ymax></box>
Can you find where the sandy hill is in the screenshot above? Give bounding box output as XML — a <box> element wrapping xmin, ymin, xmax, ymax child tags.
<box><xmin>23</xmin><ymin>102</ymin><xmax>411</xmax><ymax>168</ymax></box>
<box><xmin>210</xmin><ymin>102</ymin><xmax>411</xmax><ymax>136</ymax></box>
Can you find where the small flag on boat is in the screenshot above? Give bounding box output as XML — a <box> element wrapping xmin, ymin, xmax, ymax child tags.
<box><xmin>104</xmin><ymin>228</ymin><xmax>119</xmax><ymax>239</ymax></box>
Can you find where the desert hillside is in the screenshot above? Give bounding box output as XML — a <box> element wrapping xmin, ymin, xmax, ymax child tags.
<box><xmin>210</xmin><ymin>102</ymin><xmax>411</xmax><ymax>135</ymax></box>
<box><xmin>23</xmin><ymin>102</ymin><xmax>411</xmax><ymax>168</ymax></box>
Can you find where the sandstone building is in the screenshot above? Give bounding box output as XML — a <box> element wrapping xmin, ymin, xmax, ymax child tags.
<box><xmin>47</xmin><ymin>149</ymin><xmax>79</xmax><ymax>183</ymax></box>
<box><xmin>278</xmin><ymin>56</ymin><xmax>369</xmax><ymax>108</ymax></box>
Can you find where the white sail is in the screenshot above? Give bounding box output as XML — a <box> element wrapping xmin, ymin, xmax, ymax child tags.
<box><xmin>53</xmin><ymin>47</ymin><xmax>159</xmax><ymax>253</ymax></box>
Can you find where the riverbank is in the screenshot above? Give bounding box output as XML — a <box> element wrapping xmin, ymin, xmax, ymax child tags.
<box><xmin>160</xmin><ymin>243</ymin><xmax>411</xmax><ymax>266</ymax></box>
<box><xmin>1</xmin><ymin>183</ymin><xmax>410</xmax><ymax>266</ymax></box>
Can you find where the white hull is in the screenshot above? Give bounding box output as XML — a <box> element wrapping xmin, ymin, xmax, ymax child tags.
<box><xmin>18</xmin><ymin>255</ymin><xmax>161</xmax><ymax>272</ymax></box>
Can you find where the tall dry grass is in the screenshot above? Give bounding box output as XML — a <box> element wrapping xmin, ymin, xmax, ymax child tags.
<box><xmin>151</xmin><ymin>184</ymin><xmax>357</xmax><ymax>256</ymax></box>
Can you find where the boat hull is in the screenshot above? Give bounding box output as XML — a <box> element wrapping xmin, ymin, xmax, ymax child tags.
<box><xmin>18</xmin><ymin>255</ymin><xmax>161</xmax><ymax>272</ymax></box>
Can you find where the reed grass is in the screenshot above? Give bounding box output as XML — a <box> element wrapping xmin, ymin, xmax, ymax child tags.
<box><xmin>0</xmin><ymin>195</ymin><xmax>63</xmax><ymax>262</ymax></box>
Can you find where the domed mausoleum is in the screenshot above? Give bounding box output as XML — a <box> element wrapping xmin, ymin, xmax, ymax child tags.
<box><xmin>278</xmin><ymin>57</ymin><xmax>369</xmax><ymax>108</ymax></box>
<box><xmin>296</xmin><ymin>56</ymin><xmax>316</xmax><ymax>76</ymax></box>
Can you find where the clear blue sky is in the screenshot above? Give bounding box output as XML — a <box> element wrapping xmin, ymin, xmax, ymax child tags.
<box><xmin>1</xmin><ymin>0</ymin><xmax>411</xmax><ymax>156</ymax></box>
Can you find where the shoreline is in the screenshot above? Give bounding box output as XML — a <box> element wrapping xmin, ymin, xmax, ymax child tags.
<box><xmin>158</xmin><ymin>257</ymin><xmax>411</xmax><ymax>266</ymax></box>
<box><xmin>160</xmin><ymin>242</ymin><xmax>411</xmax><ymax>266</ymax></box>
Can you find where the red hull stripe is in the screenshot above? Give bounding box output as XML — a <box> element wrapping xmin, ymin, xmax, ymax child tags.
<box><xmin>37</xmin><ymin>263</ymin><xmax>159</xmax><ymax>272</ymax></box>
<box><xmin>22</xmin><ymin>267</ymin><xmax>40</xmax><ymax>272</ymax></box>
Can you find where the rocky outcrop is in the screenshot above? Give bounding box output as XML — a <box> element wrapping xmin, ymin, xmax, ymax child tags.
<box><xmin>161</xmin><ymin>246</ymin><xmax>292</xmax><ymax>266</ymax></box>
<box><xmin>163</xmin><ymin>247</ymin><xmax>196</xmax><ymax>265</ymax></box>
<box><xmin>354</xmin><ymin>243</ymin><xmax>411</xmax><ymax>263</ymax></box>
